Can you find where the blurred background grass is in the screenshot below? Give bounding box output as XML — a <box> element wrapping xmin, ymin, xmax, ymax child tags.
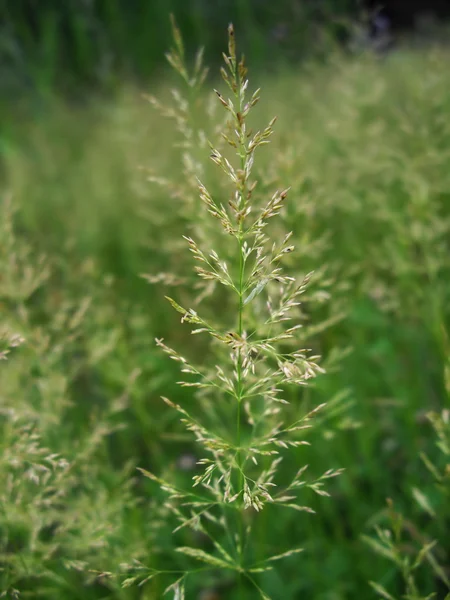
<box><xmin>0</xmin><ymin>0</ymin><xmax>355</xmax><ymax>95</ymax></box>
<box><xmin>1</xmin><ymin>1</ymin><xmax>450</xmax><ymax>599</ymax></box>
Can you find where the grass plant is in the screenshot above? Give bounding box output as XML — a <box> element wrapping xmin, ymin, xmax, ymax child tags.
<box><xmin>136</xmin><ymin>23</ymin><xmax>342</xmax><ymax>599</ymax></box>
<box><xmin>1</xmin><ymin>21</ymin><xmax>450</xmax><ymax>600</ymax></box>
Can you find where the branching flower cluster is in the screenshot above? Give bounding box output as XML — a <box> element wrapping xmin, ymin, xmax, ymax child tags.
<box><xmin>139</xmin><ymin>25</ymin><xmax>341</xmax><ymax>599</ymax></box>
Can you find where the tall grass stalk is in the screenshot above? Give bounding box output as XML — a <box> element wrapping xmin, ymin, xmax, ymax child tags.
<box><xmin>138</xmin><ymin>25</ymin><xmax>342</xmax><ymax>599</ymax></box>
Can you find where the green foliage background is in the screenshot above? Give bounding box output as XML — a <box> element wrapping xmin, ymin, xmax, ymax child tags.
<box><xmin>0</xmin><ymin>0</ymin><xmax>356</xmax><ymax>94</ymax></box>
<box><xmin>1</xmin><ymin>5</ymin><xmax>450</xmax><ymax>600</ymax></box>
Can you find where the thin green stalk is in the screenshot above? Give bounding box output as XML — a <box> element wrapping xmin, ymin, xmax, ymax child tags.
<box><xmin>236</xmin><ymin>236</ymin><xmax>245</xmax><ymax>598</ymax></box>
<box><xmin>235</xmin><ymin>52</ymin><xmax>247</xmax><ymax>595</ymax></box>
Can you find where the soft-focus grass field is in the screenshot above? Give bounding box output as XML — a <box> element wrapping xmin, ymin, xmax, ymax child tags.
<box><xmin>1</xmin><ymin>42</ymin><xmax>450</xmax><ymax>599</ymax></box>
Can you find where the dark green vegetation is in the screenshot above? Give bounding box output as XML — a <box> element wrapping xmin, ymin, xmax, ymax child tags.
<box><xmin>0</xmin><ymin>0</ymin><xmax>355</xmax><ymax>95</ymax></box>
<box><xmin>1</xmin><ymin>14</ymin><xmax>450</xmax><ymax>600</ymax></box>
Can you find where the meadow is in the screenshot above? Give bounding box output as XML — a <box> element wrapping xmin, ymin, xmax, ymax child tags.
<box><xmin>1</xmin><ymin>20</ymin><xmax>450</xmax><ymax>600</ymax></box>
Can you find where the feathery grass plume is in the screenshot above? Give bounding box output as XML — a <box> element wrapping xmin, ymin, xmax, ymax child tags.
<box><xmin>142</xmin><ymin>18</ymin><xmax>354</xmax><ymax>448</ymax></box>
<box><xmin>138</xmin><ymin>25</ymin><xmax>342</xmax><ymax>599</ymax></box>
<box><xmin>0</xmin><ymin>196</ymin><xmax>152</xmax><ymax>599</ymax></box>
<box><xmin>143</xmin><ymin>14</ymin><xmax>210</xmax><ymax>213</ymax></box>
<box><xmin>365</xmin><ymin>497</ymin><xmax>449</xmax><ymax>600</ymax></box>
<box><xmin>141</xmin><ymin>16</ymin><xmax>234</xmax><ymax>307</ymax></box>
<box><xmin>365</xmin><ymin>330</ymin><xmax>450</xmax><ymax>600</ymax></box>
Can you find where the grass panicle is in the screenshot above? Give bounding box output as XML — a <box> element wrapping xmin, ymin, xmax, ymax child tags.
<box><xmin>139</xmin><ymin>25</ymin><xmax>341</xmax><ymax>599</ymax></box>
